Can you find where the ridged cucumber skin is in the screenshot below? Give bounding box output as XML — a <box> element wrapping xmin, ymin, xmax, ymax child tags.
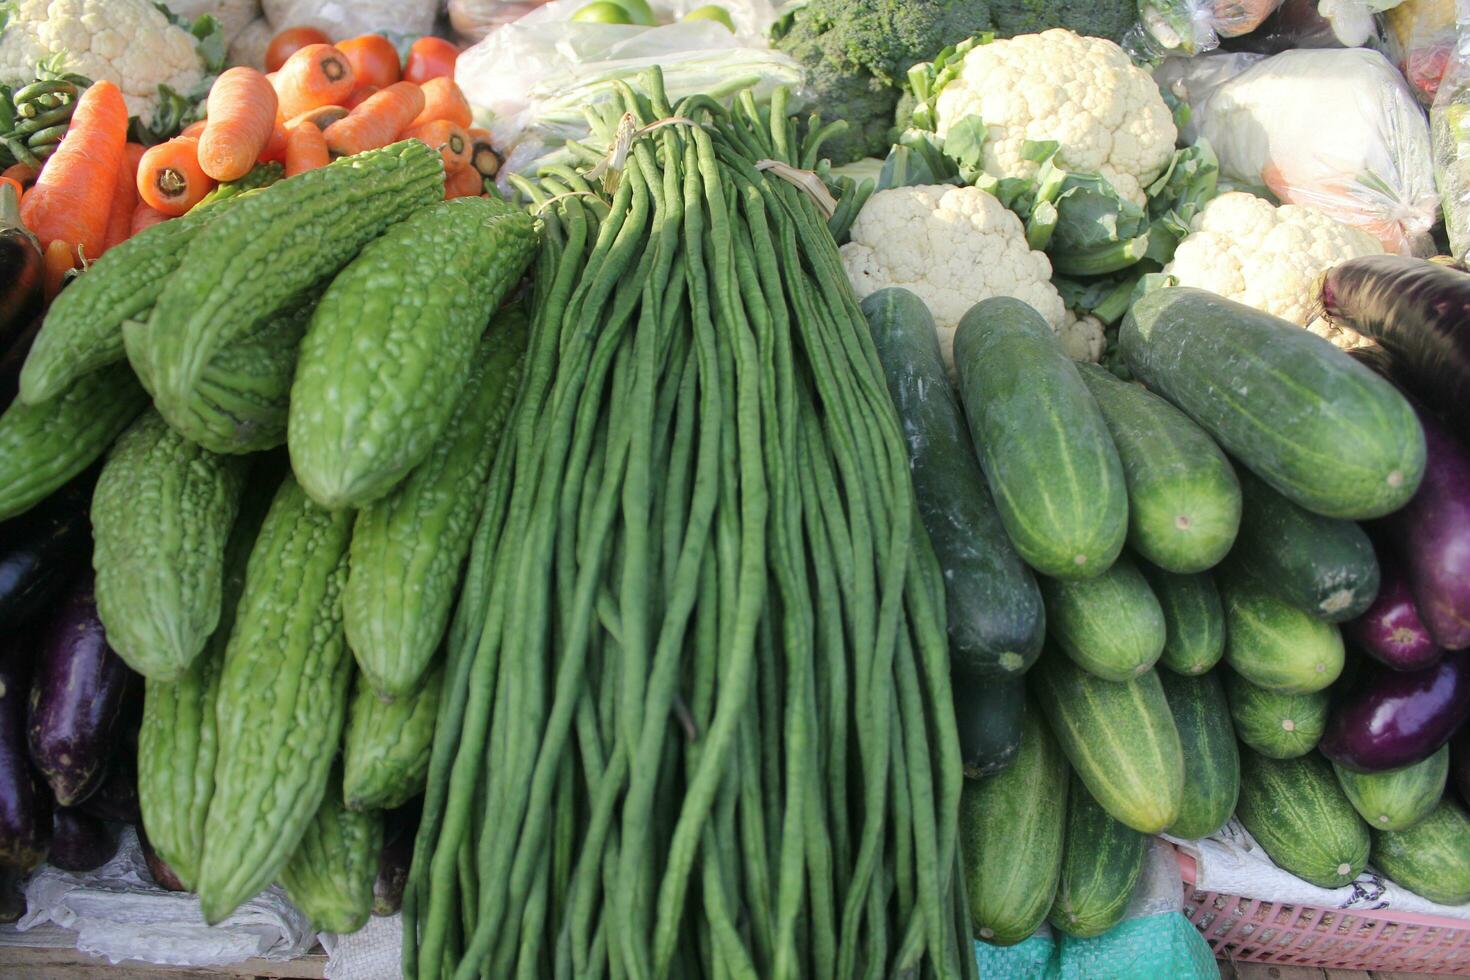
<box><xmin>961</xmin><ymin>702</ymin><xmax>1068</xmax><ymax>946</ymax></box>
<box><xmin>1334</xmin><ymin>746</ymin><xmax>1448</xmax><ymax>832</ymax></box>
<box><xmin>955</xmin><ymin>672</ymin><xmax>1025</xmax><ymax>779</ymax></box>
<box><xmin>1078</xmin><ymin>363</ymin><xmax>1241</xmax><ymax>573</ymax></box>
<box><xmin>1236</xmin><ymin>750</ymin><xmax>1369</xmax><ymax>889</ymax></box>
<box><xmin>862</xmin><ymin>288</ymin><xmax>1045</xmax><ymax>675</ymax></box>
<box><xmin>1371</xmin><ymin>799</ymin><xmax>1470</xmax><ymax>905</ymax></box>
<box><xmin>1048</xmin><ymin>774</ymin><xmax>1145</xmax><ymax>938</ymax></box>
<box><xmin>132</xmin><ymin>142</ymin><xmax>444</xmax><ymax>415</ymax></box>
<box><xmin>1040</xmin><ymin>553</ymin><xmax>1166</xmax><ymax>681</ymax></box>
<box><xmin>137</xmin><ymin>474</ymin><xmax>272</xmax><ymax>891</ymax></box>
<box><xmin>342</xmin><ymin>313</ymin><xmax>527</xmax><ymax>698</ymax></box>
<box><xmin>1141</xmin><ymin>564</ymin><xmax>1225</xmax><ymax>676</ymax></box>
<box><xmin>1120</xmin><ymin>287</ymin><xmax>1424</xmax><ymax>520</ymax></box>
<box><xmin>289</xmin><ymin>198</ymin><xmax>537</xmax><ymax>510</ymax></box>
<box><xmin>194</xmin><ymin>476</ymin><xmax>355</xmax><ymax>925</ymax></box>
<box><xmin>342</xmin><ymin>664</ymin><xmax>441</xmax><ymax>811</ymax></box>
<box><xmin>91</xmin><ymin>411</ymin><xmax>248</xmax><ymax>679</ymax></box>
<box><xmin>1032</xmin><ymin>652</ymin><xmax>1184</xmax><ymax>834</ymax></box>
<box><xmin>1159</xmin><ymin>670</ymin><xmax>1239</xmax><ymax>840</ymax></box>
<box><xmin>953</xmin><ymin>296</ymin><xmax>1127</xmax><ymax>580</ymax></box>
<box><xmin>1219</xmin><ymin>566</ymin><xmax>1345</xmax><ymax>694</ymax></box>
<box><xmin>278</xmin><ymin>771</ymin><xmax>382</xmax><ymax>935</ymax></box>
<box><xmin>0</xmin><ymin>361</ymin><xmax>147</xmax><ymax>520</ymax></box>
<box><xmin>1225</xmin><ymin>670</ymin><xmax>1329</xmax><ymax>759</ymax></box>
<box><xmin>1229</xmin><ymin>471</ymin><xmax>1380</xmax><ymax>622</ymax></box>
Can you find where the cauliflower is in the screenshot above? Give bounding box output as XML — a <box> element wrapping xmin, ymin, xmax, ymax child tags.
<box><xmin>1060</xmin><ymin>312</ymin><xmax>1106</xmax><ymax>363</ymax></box>
<box><xmin>934</xmin><ymin>29</ymin><xmax>1177</xmax><ymax>206</ymax></box>
<box><xmin>841</xmin><ymin>184</ymin><xmax>1068</xmax><ymax>371</ymax></box>
<box><xmin>1163</xmin><ymin>191</ymin><xmax>1385</xmax><ymax>348</ymax></box>
<box><xmin>0</xmin><ymin>0</ymin><xmax>209</xmax><ymax>123</ymax></box>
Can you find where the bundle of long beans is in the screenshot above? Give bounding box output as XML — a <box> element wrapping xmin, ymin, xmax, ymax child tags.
<box><xmin>403</xmin><ymin>69</ymin><xmax>972</xmax><ymax>980</ymax></box>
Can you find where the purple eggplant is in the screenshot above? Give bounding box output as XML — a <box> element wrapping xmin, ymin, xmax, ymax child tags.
<box><xmin>0</xmin><ymin>651</ymin><xmax>48</xmax><ymax>871</ymax></box>
<box><xmin>27</xmin><ymin>577</ymin><xmax>133</xmax><ymax>806</ymax></box>
<box><xmin>1346</xmin><ymin>550</ymin><xmax>1443</xmax><ymax>671</ymax></box>
<box><xmin>0</xmin><ymin>184</ymin><xmax>42</xmax><ymax>360</ymax></box>
<box><xmin>79</xmin><ymin>751</ymin><xmax>138</xmax><ymax>824</ymax></box>
<box><xmin>137</xmin><ymin>825</ymin><xmax>186</xmax><ymax>892</ymax></box>
<box><xmin>49</xmin><ymin>807</ymin><xmax>117</xmax><ymax>872</ymax></box>
<box><xmin>0</xmin><ymin>866</ymin><xmax>24</xmax><ymax>923</ymax></box>
<box><xmin>0</xmin><ymin>315</ymin><xmax>39</xmax><ymax>411</ymax></box>
<box><xmin>0</xmin><ymin>469</ymin><xmax>95</xmax><ymax>628</ymax></box>
<box><xmin>1321</xmin><ymin>650</ymin><xmax>1470</xmax><ymax>772</ymax></box>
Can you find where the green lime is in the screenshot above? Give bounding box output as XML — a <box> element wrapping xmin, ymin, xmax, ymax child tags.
<box><xmin>572</xmin><ymin>1</ymin><xmax>634</xmax><ymax>24</ymax></box>
<box><xmin>682</xmin><ymin>4</ymin><xmax>734</xmax><ymax>30</ymax></box>
<box><xmin>603</xmin><ymin>0</ymin><xmax>658</xmax><ymax>25</ymax></box>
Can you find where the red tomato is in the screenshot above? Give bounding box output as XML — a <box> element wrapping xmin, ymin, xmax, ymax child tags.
<box><xmin>337</xmin><ymin>34</ymin><xmax>402</xmax><ymax>90</ymax></box>
<box><xmin>404</xmin><ymin>36</ymin><xmax>459</xmax><ymax>85</ymax></box>
<box><xmin>265</xmin><ymin>26</ymin><xmax>331</xmax><ymax>73</ymax></box>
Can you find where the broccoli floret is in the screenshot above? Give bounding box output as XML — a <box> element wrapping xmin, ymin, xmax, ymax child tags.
<box><xmin>991</xmin><ymin>0</ymin><xmax>1137</xmax><ymax>44</ymax></box>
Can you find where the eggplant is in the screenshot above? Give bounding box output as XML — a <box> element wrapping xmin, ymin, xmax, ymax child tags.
<box><xmin>27</xmin><ymin>576</ymin><xmax>134</xmax><ymax>805</ymax></box>
<box><xmin>1346</xmin><ymin>548</ymin><xmax>1442</xmax><ymax>671</ymax></box>
<box><xmin>1321</xmin><ymin>650</ymin><xmax>1470</xmax><ymax>773</ymax></box>
<box><xmin>0</xmin><ymin>183</ymin><xmax>43</xmax><ymax>358</ymax></box>
<box><xmin>49</xmin><ymin>807</ymin><xmax>117</xmax><ymax>872</ymax></box>
<box><xmin>79</xmin><ymin>751</ymin><xmax>139</xmax><ymax>824</ymax></box>
<box><xmin>1454</xmin><ymin>726</ymin><xmax>1470</xmax><ymax>807</ymax></box>
<box><xmin>0</xmin><ymin>651</ymin><xmax>48</xmax><ymax>871</ymax></box>
<box><xmin>137</xmin><ymin>825</ymin><xmax>186</xmax><ymax>892</ymax></box>
<box><xmin>0</xmin><ymin>314</ymin><xmax>40</xmax><ymax>410</ymax></box>
<box><xmin>0</xmin><ymin>469</ymin><xmax>95</xmax><ymax>628</ymax></box>
<box><xmin>0</xmin><ymin>866</ymin><xmax>24</xmax><ymax>923</ymax></box>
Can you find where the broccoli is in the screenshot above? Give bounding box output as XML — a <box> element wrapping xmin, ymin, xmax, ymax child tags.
<box><xmin>772</xmin><ymin>0</ymin><xmax>1138</xmax><ymax>164</ymax></box>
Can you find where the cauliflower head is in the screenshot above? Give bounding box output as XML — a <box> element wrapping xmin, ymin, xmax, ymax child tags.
<box><xmin>841</xmin><ymin>184</ymin><xmax>1067</xmax><ymax>371</ymax></box>
<box><xmin>934</xmin><ymin>29</ymin><xmax>1176</xmax><ymax>206</ymax></box>
<box><xmin>1164</xmin><ymin>191</ymin><xmax>1385</xmax><ymax>348</ymax></box>
<box><xmin>0</xmin><ymin>0</ymin><xmax>207</xmax><ymax>123</ymax></box>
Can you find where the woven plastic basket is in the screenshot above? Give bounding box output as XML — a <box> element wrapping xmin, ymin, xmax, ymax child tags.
<box><xmin>1175</xmin><ymin>848</ymin><xmax>1470</xmax><ymax>974</ymax></box>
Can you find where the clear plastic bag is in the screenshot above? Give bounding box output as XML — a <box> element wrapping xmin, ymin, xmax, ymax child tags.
<box><xmin>261</xmin><ymin>0</ymin><xmax>439</xmax><ymax>40</ymax></box>
<box><xmin>448</xmin><ymin>0</ymin><xmax>554</xmax><ymax>43</ymax></box>
<box><xmin>1388</xmin><ymin>0</ymin><xmax>1459</xmax><ymax>103</ymax></box>
<box><xmin>1132</xmin><ymin>0</ymin><xmax>1286</xmax><ymax>57</ymax></box>
<box><xmin>1431</xmin><ymin>3</ymin><xmax>1470</xmax><ymax>257</ymax></box>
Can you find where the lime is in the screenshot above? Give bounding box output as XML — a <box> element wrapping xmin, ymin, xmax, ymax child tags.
<box><xmin>603</xmin><ymin>0</ymin><xmax>658</xmax><ymax>25</ymax></box>
<box><xmin>682</xmin><ymin>3</ymin><xmax>734</xmax><ymax>30</ymax></box>
<box><xmin>572</xmin><ymin>1</ymin><xmax>634</xmax><ymax>24</ymax></box>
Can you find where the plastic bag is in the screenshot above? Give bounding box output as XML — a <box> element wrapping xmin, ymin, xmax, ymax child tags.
<box><xmin>164</xmin><ymin>0</ymin><xmax>263</xmax><ymax>45</ymax></box>
<box><xmin>1431</xmin><ymin>3</ymin><xmax>1470</xmax><ymax>257</ymax></box>
<box><xmin>1132</xmin><ymin>0</ymin><xmax>1286</xmax><ymax>57</ymax></box>
<box><xmin>1161</xmin><ymin>47</ymin><xmax>1437</xmax><ymax>254</ymax></box>
<box><xmin>1388</xmin><ymin>0</ymin><xmax>1459</xmax><ymax>103</ymax></box>
<box><xmin>448</xmin><ymin>0</ymin><xmax>554</xmax><ymax>43</ymax></box>
<box><xmin>1220</xmin><ymin>0</ymin><xmax>1391</xmax><ymax>51</ymax></box>
<box><xmin>261</xmin><ymin>0</ymin><xmax>439</xmax><ymax>40</ymax></box>
<box><xmin>228</xmin><ymin>16</ymin><xmax>274</xmax><ymax>69</ymax></box>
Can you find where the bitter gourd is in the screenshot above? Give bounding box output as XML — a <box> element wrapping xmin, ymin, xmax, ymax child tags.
<box><xmin>278</xmin><ymin>768</ymin><xmax>382</xmax><ymax>935</ymax></box>
<box><xmin>132</xmin><ymin>141</ymin><xmax>442</xmax><ymax>415</ymax></box>
<box><xmin>0</xmin><ymin>361</ymin><xmax>147</xmax><ymax>520</ymax></box>
<box><xmin>194</xmin><ymin>475</ymin><xmax>356</xmax><ymax>925</ymax></box>
<box><xmin>343</xmin><ymin>313</ymin><xmax>528</xmax><ymax>697</ymax></box>
<box><xmin>288</xmin><ymin>197</ymin><xmax>537</xmax><ymax>509</ymax></box>
<box><xmin>19</xmin><ymin>163</ymin><xmax>284</xmax><ymax>405</ymax></box>
<box><xmin>91</xmin><ymin>411</ymin><xmax>249</xmax><ymax>679</ymax></box>
<box><xmin>342</xmin><ymin>664</ymin><xmax>442</xmax><ymax>811</ymax></box>
<box><xmin>136</xmin><ymin>467</ymin><xmax>274</xmax><ymax>891</ymax></box>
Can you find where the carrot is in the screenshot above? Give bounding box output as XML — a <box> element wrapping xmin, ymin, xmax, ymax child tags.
<box><xmin>323</xmin><ymin>82</ymin><xmax>425</xmax><ymax>157</ymax></box>
<box><xmin>1</xmin><ymin>163</ymin><xmax>37</xmax><ymax>192</ymax></box>
<box><xmin>344</xmin><ymin>85</ymin><xmax>379</xmax><ymax>110</ymax></box>
<box><xmin>467</xmin><ymin>127</ymin><xmax>499</xmax><ymax>180</ymax></box>
<box><xmin>101</xmin><ymin>144</ymin><xmax>146</xmax><ymax>253</ymax></box>
<box><xmin>274</xmin><ymin>44</ymin><xmax>356</xmax><ymax>119</ymax></box>
<box><xmin>409</xmin><ymin>77</ymin><xmax>473</xmax><ymax>129</ymax></box>
<box><xmin>180</xmin><ymin>119</ymin><xmax>207</xmax><ymax>139</ymax></box>
<box><xmin>285</xmin><ymin>122</ymin><xmax>330</xmax><ymax>177</ymax></box>
<box><xmin>137</xmin><ymin>137</ymin><xmax>216</xmax><ymax>216</ymax></box>
<box><xmin>43</xmin><ymin>239</ymin><xmax>77</xmax><ymax>305</ymax></box>
<box><xmin>20</xmin><ymin>80</ymin><xmax>127</xmax><ymax>260</ymax></box>
<box><xmin>198</xmin><ymin>67</ymin><xmax>279</xmax><ymax>182</ymax></box>
<box><xmin>404</xmin><ymin>119</ymin><xmax>471</xmax><ymax>175</ymax></box>
<box><xmin>287</xmin><ymin>105</ymin><xmax>350</xmax><ymax>132</ymax></box>
<box><xmin>131</xmin><ymin>201</ymin><xmax>170</xmax><ymax>236</ymax></box>
<box><xmin>444</xmin><ymin>164</ymin><xmax>484</xmax><ymax>199</ymax></box>
<box><xmin>256</xmin><ymin>113</ymin><xmax>289</xmax><ymax>164</ymax></box>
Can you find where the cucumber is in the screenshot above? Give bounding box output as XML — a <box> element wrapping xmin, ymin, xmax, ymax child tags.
<box><xmin>1078</xmin><ymin>363</ymin><xmax>1241</xmax><ymax>573</ymax></box>
<box><xmin>1120</xmin><ymin>287</ymin><xmax>1424</xmax><ymax>520</ymax></box>
<box><xmin>1371</xmin><ymin>799</ymin><xmax>1470</xmax><ymax>904</ymax></box>
<box><xmin>1219</xmin><ymin>566</ymin><xmax>1345</xmax><ymax>694</ymax></box>
<box><xmin>1236</xmin><ymin>750</ymin><xmax>1369</xmax><ymax>889</ymax></box>
<box><xmin>954</xmin><ymin>672</ymin><xmax>1024</xmax><ymax>779</ymax></box>
<box><xmin>1048</xmin><ymin>774</ymin><xmax>1145</xmax><ymax>938</ymax></box>
<box><xmin>952</xmin><ymin>297</ymin><xmax>1127</xmax><ymax>579</ymax></box>
<box><xmin>862</xmin><ymin>288</ymin><xmax>1045</xmax><ymax>675</ymax></box>
<box><xmin>1225</xmin><ymin>670</ymin><xmax>1329</xmax><ymax>759</ymax></box>
<box><xmin>1334</xmin><ymin>746</ymin><xmax>1448</xmax><ymax>831</ymax></box>
<box><xmin>1140</xmin><ymin>564</ymin><xmax>1224</xmax><ymax>676</ymax></box>
<box><xmin>1031</xmin><ymin>651</ymin><xmax>1184</xmax><ymax>834</ymax></box>
<box><xmin>1158</xmin><ymin>670</ymin><xmax>1239</xmax><ymax>840</ymax></box>
<box><xmin>960</xmin><ymin>701</ymin><xmax>1068</xmax><ymax>945</ymax></box>
<box><xmin>1039</xmin><ymin>553</ymin><xmax>1165</xmax><ymax>681</ymax></box>
<box><xmin>1228</xmin><ymin>471</ymin><xmax>1380</xmax><ymax>622</ymax></box>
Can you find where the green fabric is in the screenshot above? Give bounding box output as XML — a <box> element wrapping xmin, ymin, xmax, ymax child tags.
<box><xmin>974</xmin><ymin>929</ymin><xmax>1056</xmax><ymax>979</ymax></box>
<box><xmin>973</xmin><ymin>912</ymin><xmax>1217</xmax><ymax>979</ymax></box>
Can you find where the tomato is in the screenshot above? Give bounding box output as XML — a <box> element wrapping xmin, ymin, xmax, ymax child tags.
<box><xmin>265</xmin><ymin>26</ymin><xmax>331</xmax><ymax>73</ymax></box>
<box><xmin>338</xmin><ymin>34</ymin><xmax>401</xmax><ymax>90</ymax></box>
<box><xmin>404</xmin><ymin>36</ymin><xmax>459</xmax><ymax>85</ymax></box>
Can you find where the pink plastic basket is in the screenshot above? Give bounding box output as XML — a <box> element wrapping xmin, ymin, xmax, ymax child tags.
<box><xmin>1175</xmin><ymin>847</ymin><xmax>1470</xmax><ymax>974</ymax></box>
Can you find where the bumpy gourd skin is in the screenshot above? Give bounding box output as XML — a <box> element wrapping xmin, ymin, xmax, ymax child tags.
<box><xmin>92</xmin><ymin>411</ymin><xmax>248</xmax><ymax>679</ymax></box>
<box><xmin>195</xmin><ymin>476</ymin><xmax>355</xmax><ymax>925</ymax></box>
<box><xmin>278</xmin><ymin>769</ymin><xmax>382</xmax><ymax>935</ymax></box>
<box><xmin>0</xmin><ymin>360</ymin><xmax>147</xmax><ymax>520</ymax></box>
<box><xmin>343</xmin><ymin>312</ymin><xmax>528</xmax><ymax>698</ymax></box>
<box><xmin>288</xmin><ymin>197</ymin><xmax>537</xmax><ymax>510</ymax></box>
<box><xmin>342</xmin><ymin>664</ymin><xmax>443</xmax><ymax>811</ymax></box>
<box><xmin>133</xmin><ymin>140</ymin><xmax>444</xmax><ymax>414</ymax></box>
